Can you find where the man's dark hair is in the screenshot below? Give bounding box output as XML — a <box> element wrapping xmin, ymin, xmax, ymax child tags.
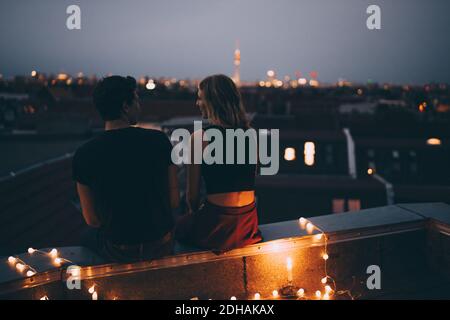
<box><xmin>93</xmin><ymin>76</ymin><xmax>137</xmax><ymax>121</ymax></box>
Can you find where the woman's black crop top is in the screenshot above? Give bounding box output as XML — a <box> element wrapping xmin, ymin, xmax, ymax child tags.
<box><xmin>201</xmin><ymin>125</ymin><xmax>256</xmax><ymax>194</ymax></box>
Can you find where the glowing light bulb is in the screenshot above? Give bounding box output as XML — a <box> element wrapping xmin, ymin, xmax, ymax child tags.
<box><xmin>367</xmin><ymin>168</ymin><xmax>374</xmax><ymax>175</ymax></box>
<box><xmin>16</xmin><ymin>263</ymin><xmax>25</xmax><ymax>272</ymax></box>
<box><xmin>323</xmin><ymin>292</ymin><xmax>330</xmax><ymax>300</ymax></box>
<box><xmin>322</xmin><ymin>253</ymin><xmax>329</xmax><ymax>261</ymax></box>
<box><xmin>314</xmin><ymin>233</ymin><xmax>323</xmax><ymax>241</ymax></box>
<box><xmin>306</xmin><ymin>223</ymin><xmax>314</xmax><ymax>234</ymax></box>
<box><xmin>254</xmin><ymin>293</ymin><xmax>261</xmax><ymax>300</ymax></box>
<box><xmin>28</xmin><ymin>248</ymin><xmax>36</xmax><ymax>254</ymax></box>
<box><xmin>315</xmin><ymin>290</ymin><xmax>322</xmax><ymax>299</ymax></box>
<box><xmin>297</xmin><ymin>288</ymin><xmax>305</xmax><ymax>297</ymax></box>
<box><xmin>49</xmin><ymin>249</ymin><xmax>58</xmax><ymax>258</ymax></box>
<box><xmin>54</xmin><ymin>258</ymin><xmax>62</xmax><ymax>265</ymax></box>
<box><xmin>230</xmin><ymin>296</ymin><xmax>237</xmax><ymax>300</ymax></box>
<box><xmin>92</xmin><ymin>291</ymin><xmax>98</xmax><ymax>300</ymax></box>
<box><xmin>8</xmin><ymin>256</ymin><xmax>16</xmax><ymax>264</ymax></box>
<box><xmin>26</xmin><ymin>270</ymin><xmax>36</xmax><ymax>277</ymax></box>
<box><xmin>325</xmin><ymin>285</ymin><xmax>332</xmax><ymax>293</ymax></box>
<box><xmin>299</xmin><ymin>217</ymin><xmax>307</xmax><ymax>228</ymax></box>
<box><xmin>272</xmin><ymin>290</ymin><xmax>279</xmax><ymax>298</ymax></box>
<box><xmin>88</xmin><ymin>285</ymin><xmax>96</xmax><ymax>294</ymax></box>
<box><xmin>284</xmin><ymin>147</ymin><xmax>296</xmax><ymax>161</ymax></box>
<box><xmin>146</xmin><ymin>81</ymin><xmax>156</xmax><ymax>90</ymax></box>
<box><xmin>40</xmin><ymin>296</ymin><xmax>49</xmax><ymax>300</ymax></box>
<box><xmin>321</xmin><ymin>277</ymin><xmax>328</xmax><ymax>284</ymax></box>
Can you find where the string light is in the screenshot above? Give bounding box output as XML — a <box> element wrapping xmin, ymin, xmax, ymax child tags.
<box><xmin>299</xmin><ymin>217</ymin><xmax>307</xmax><ymax>228</ymax></box>
<box><xmin>49</xmin><ymin>249</ymin><xmax>58</xmax><ymax>258</ymax></box>
<box><xmin>7</xmin><ymin>256</ymin><xmax>37</xmax><ymax>277</ymax></box>
<box><xmin>16</xmin><ymin>263</ymin><xmax>25</xmax><ymax>272</ymax></box>
<box><xmin>10</xmin><ymin>223</ymin><xmax>355</xmax><ymax>300</ymax></box>
<box><xmin>26</xmin><ymin>270</ymin><xmax>36</xmax><ymax>277</ymax></box>
<box><xmin>88</xmin><ymin>285</ymin><xmax>96</xmax><ymax>294</ymax></box>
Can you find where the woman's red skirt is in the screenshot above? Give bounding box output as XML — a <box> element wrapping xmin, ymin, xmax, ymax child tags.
<box><xmin>175</xmin><ymin>201</ymin><xmax>263</xmax><ymax>252</ymax></box>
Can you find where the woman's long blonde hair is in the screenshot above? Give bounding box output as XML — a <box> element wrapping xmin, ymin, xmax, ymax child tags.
<box><xmin>199</xmin><ymin>74</ymin><xmax>249</xmax><ymax>128</ymax></box>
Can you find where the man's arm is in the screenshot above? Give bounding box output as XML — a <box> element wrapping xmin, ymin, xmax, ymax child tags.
<box><xmin>76</xmin><ymin>183</ymin><xmax>101</xmax><ymax>227</ymax></box>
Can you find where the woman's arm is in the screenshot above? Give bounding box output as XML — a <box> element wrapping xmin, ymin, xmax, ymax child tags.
<box><xmin>186</xmin><ymin>130</ymin><xmax>203</xmax><ymax>213</ymax></box>
<box><xmin>168</xmin><ymin>164</ymin><xmax>180</xmax><ymax>209</ymax></box>
<box><xmin>76</xmin><ymin>183</ymin><xmax>101</xmax><ymax>227</ymax></box>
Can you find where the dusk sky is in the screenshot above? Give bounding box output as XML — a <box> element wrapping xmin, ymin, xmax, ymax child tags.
<box><xmin>1</xmin><ymin>0</ymin><xmax>449</xmax><ymax>84</ymax></box>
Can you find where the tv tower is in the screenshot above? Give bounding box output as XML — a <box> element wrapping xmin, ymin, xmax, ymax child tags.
<box><xmin>232</xmin><ymin>40</ymin><xmax>241</xmax><ymax>86</ymax></box>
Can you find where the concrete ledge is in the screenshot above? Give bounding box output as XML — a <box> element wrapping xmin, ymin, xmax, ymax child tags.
<box><xmin>1</xmin><ymin>203</ymin><xmax>449</xmax><ymax>299</ymax></box>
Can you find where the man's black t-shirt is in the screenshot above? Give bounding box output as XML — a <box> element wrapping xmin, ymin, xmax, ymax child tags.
<box><xmin>72</xmin><ymin>127</ymin><xmax>174</xmax><ymax>245</ymax></box>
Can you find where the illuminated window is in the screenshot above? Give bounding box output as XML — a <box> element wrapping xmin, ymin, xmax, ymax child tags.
<box><xmin>304</xmin><ymin>142</ymin><xmax>315</xmax><ymax>166</ymax></box>
<box><xmin>284</xmin><ymin>147</ymin><xmax>296</xmax><ymax>161</ymax></box>
<box><xmin>333</xmin><ymin>198</ymin><xmax>361</xmax><ymax>213</ymax></box>
<box><xmin>332</xmin><ymin>199</ymin><xmax>345</xmax><ymax>213</ymax></box>
<box><xmin>427</xmin><ymin>138</ymin><xmax>441</xmax><ymax>146</ymax></box>
<box><xmin>348</xmin><ymin>199</ymin><xmax>361</xmax><ymax>212</ymax></box>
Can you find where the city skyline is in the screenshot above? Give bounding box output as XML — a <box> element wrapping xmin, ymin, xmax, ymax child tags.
<box><xmin>1</xmin><ymin>0</ymin><xmax>450</xmax><ymax>84</ymax></box>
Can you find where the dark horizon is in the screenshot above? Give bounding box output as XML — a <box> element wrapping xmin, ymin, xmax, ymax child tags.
<box><xmin>1</xmin><ymin>0</ymin><xmax>450</xmax><ymax>85</ymax></box>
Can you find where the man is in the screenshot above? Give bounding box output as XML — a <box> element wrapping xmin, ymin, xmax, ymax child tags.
<box><xmin>72</xmin><ymin>76</ymin><xmax>179</xmax><ymax>262</ymax></box>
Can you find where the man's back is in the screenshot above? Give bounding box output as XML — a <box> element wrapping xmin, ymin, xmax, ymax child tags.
<box><xmin>73</xmin><ymin>127</ymin><xmax>174</xmax><ymax>245</ymax></box>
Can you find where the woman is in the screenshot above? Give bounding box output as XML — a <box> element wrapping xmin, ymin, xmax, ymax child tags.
<box><xmin>175</xmin><ymin>74</ymin><xmax>262</xmax><ymax>251</ymax></box>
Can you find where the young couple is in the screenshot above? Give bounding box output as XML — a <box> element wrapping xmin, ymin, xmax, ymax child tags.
<box><xmin>72</xmin><ymin>74</ymin><xmax>262</xmax><ymax>262</ymax></box>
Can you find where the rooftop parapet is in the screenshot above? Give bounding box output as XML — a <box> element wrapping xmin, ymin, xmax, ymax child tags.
<box><xmin>0</xmin><ymin>202</ymin><xmax>449</xmax><ymax>299</ymax></box>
